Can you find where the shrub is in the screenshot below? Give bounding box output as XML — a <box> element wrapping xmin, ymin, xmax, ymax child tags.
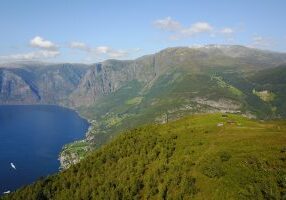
<box><xmin>202</xmin><ymin>163</ymin><xmax>226</xmax><ymax>178</ymax></box>
<box><xmin>219</xmin><ymin>151</ymin><xmax>232</xmax><ymax>162</ymax></box>
<box><xmin>277</xmin><ymin>171</ymin><xmax>286</xmax><ymax>188</ymax></box>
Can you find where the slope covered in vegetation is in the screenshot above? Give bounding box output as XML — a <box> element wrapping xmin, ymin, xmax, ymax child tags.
<box><xmin>65</xmin><ymin>64</ymin><xmax>286</xmax><ymax>162</ymax></box>
<box><xmin>3</xmin><ymin>114</ymin><xmax>286</xmax><ymax>200</ymax></box>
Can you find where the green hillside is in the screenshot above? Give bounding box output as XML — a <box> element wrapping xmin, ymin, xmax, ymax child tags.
<box><xmin>4</xmin><ymin>114</ymin><xmax>286</xmax><ymax>200</ymax></box>
<box><xmin>72</xmin><ymin>70</ymin><xmax>248</xmax><ymax>157</ymax></box>
<box><xmin>2</xmin><ymin>47</ymin><xmax>286</xmax><ymax>169</ymax></box>
<box><xmin>65</xmin><ymin>65</ymin><xmax>286</xmax><ymax>162</ymax></box>
<box><xmin>248</xmin><ymin>65</ymin><xmax>286</xmax><ymax>117</ymax></box>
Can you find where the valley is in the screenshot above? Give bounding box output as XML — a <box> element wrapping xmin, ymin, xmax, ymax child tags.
<box><xmin>1</xmin><ymin>45</ymin><xmax>286</xmax><ymax>169</ymax></box>
<box><xmin>1</xmin><ymin>45</ymin><xmax>286</xmax><ymax>199</ymax></box>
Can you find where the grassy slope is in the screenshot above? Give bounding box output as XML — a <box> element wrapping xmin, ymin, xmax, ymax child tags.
<box><xmin>65</xmin><ymin>66</ymin><xmax>286</xmax><ymax>159</ymax></box>
<box><xmin>71</xmin><ymin>71</ymin><xmax>245</xmax><ymax>154</ymax></box>
<box><xmin>248</xmin><ymin>65</ymin><xmax>286</xmax><ymax>117</ymax></box>
<box><xmin>3</xmin><ymin>114</ymin><xmax>286</xmax><ymax>200</ymax></box>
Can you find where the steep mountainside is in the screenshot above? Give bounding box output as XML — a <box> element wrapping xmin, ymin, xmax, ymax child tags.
<box><xmin>0</xmin><ymin>69</ymin><xmax>40</xmax><ymax>104</ymax></box>
<box><xmin>2</xmin><ymin>46</ymin><xmax>286</xmax><ymax>168</ymax></box>
<box><xmin>1</xmin><ymin>46</ymin><xmax>286</xmax><ymax>107</ymax></box>
<box><xmin>3</xmin><ymin>114</ymin><xmax>286</xmax><ymax>200</ymax></box>
<box><xmin>70</xmin><ymin>45</ymin><xmax>286</xmax><ymax>106</ymax></box>
<box><xmin>0</xmin><ymin>63</ymin><xmax>89</xmax><ymax>105</ymax></box>
<box><xmin>248</xmin><ymin>64</ymin><xmax>286</xmax><ymax>117</ymax></box>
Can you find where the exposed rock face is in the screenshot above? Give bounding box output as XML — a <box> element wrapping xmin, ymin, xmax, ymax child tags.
<box><xmin>192</xmin><ymin>97</ymin><xmax>241</xmax><ymax>113</ymax></box>
<box><xmin>2</xmin><ymin>46</ymin><xmax>286</xmax><ymax>169</ymax></box>
<box><xmin>0</xmin><ymin>63</ymin><xmax>89</xmax><ymax>105</ymax></box>
<box><xmin>35</xmin><ymin>64</ymin><xmax>88</xmax><ymax>104</ymax></box>
<box><xmin>69</xmin><ymin>46</ymin><xmax>286</xmax><ymax>106</ymax></box>
<box><xmin>0</xmin><ymin>69</ymin><xmax>40</xmax><ymax>104</ymax></box>
<box><xmin>71</xmin><ymin>61</ymin><xmax>135</xmax><ymax>106</ymax></box>
<box><xmin>1</xmin><ymin>46</ymin><xmax>286</xmax><ymax>107</ymax></box>
<box><xmin>70</xmin><ymin>57</ymin><xmax>161</xmax><ymax>106</ymax></box>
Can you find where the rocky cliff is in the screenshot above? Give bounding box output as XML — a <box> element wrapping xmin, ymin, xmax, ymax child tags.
<box><xmin>2</xmin><ymin>45</ymin><xmax>286</xmax><ymax>170</ymax></box>
<box><xmin>0</xmin><ymin>63</ymin><xmax>89</xmax><ymax>105</ymax></box>
<box><xmin>1</xmin><ymin>45</ymin><xmax>286</xmax><ymax>107</ymax></box>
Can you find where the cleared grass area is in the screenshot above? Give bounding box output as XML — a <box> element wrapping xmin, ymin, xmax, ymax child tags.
<box><xmin>212</xmin><ymin>75</ymin><xmax>244</xmax><ymax>97</ymax></box>
<box><xmin>253</xmin><ymin>89</ymin><xmax>276</xmax><ymax>102</ymax></box>
<box><xmin>125</xmin><ymin>97</ymin><xmax>143</xmax><ymax>105</ymax></box>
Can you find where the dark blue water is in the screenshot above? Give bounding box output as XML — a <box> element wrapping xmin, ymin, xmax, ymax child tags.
<box><xmin>0</xmin><ymin>105</ymin><xmax>89</xmax><ymax>194</ymax></box>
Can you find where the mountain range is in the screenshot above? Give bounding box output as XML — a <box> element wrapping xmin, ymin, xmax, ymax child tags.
<box><xmin>1</xmin><ymin>45</ymin><xmax>286</xmax><ymax>108</ymax></box>
<box><xmin>1</xmin><ymin>45</ymin><xmax>286</xmax><ymax>199</ymax></box>
<box><xmin>1</xmin><ymin>45</ymin><xmax>286</xmax><ymax>168</ymax></box>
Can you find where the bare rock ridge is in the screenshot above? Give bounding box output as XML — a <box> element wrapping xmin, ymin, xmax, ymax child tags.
<box><xmin>2</xmin><ymin>45</ymin><xmax>286</xmax><ymax>170</ymax></box>
<box><xmin>1</xmin><ymin>45</ymin><xmax>286</xmax><ymax>107</ymax></box>
<box><xmin>0</xmin><ymin>63</ymin><xmax>89</xmax><ymax>105</ymax></box>
<box><xmin>0</xmin><ymin>69</ymin><xmax>40</xmax><ymax>104</ymax></box>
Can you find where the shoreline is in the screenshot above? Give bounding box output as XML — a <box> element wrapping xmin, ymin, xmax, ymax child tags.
<box><xmin>0</xmin><ymin>103</ymin><xmax>92</xmax><ymax>170</ymax></box>
<box><xmin>0</xmin><ymin>104</ymin><xmax>91</xmax><ymax>194</ymax></box>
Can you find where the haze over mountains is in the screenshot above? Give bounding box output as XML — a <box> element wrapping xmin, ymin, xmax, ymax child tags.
<box><xmin>2</xmin><ymin>45</ymin><xmax>286</xmax><ymax>170</ymax></box>
<box><xmin>1</xmin><ymin>45</ymin><xmax>286</xmax><ymax>108</ymax></box>
<box><xmin>1</xmin><ymin>45</ymin><xmax>286</xmax><ymax>199</ymax></box>
<box><xmin>2</xmin><ymin>0</ymin><xmax>286</xmax><ymax>198</ymax></box>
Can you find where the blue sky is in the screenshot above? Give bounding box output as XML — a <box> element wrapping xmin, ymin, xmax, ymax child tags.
<box><xmin>0</xmin><ymin>0</ymin><xmax>286</xmax><ymax>63</ymax></box>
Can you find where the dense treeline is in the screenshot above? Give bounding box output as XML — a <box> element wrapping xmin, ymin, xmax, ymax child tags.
<box><xmin>2</xmin><ymin>114</ymin><xmax>286</xmax><ymax>200</ymax></box>
<box><xmin>3</xmin><ymin>126</ymin><xmax>197</xmax><ymax>200</ymax></box>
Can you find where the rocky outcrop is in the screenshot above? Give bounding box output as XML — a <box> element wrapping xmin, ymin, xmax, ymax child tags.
<box><xmin>192</xmin><ymin>97</ymin><xmax>241</xmax><ymax>113</ymax></box>
<box><xmin>0</xmin><ymin>69</ymin><xmax>40</xmax><ymax>104</ymax></box>
<box><xmin>2</xmin><ymin>45</ymin><xmax>286</xmax><ymax>170</ymax></box>
<box><xmin>69</xmin><ymin>56</ymin><xmax>162</xmax><ymax>106</ymax></box>
<box><xmin>70</xmin><ymin>61</ymin><xmax>136</xmax><ymax>106</ymax></box>
<box><xmin>0</xmin><ymin>63</ymin><xmax>89</xmax><ymax>105</ymax></box>
<box><xmin>1</xmin><ymin>46</ymin><xmax>286</xmax><ymax>106</ymax></box>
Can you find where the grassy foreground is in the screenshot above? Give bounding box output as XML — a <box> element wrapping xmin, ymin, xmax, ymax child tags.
<box><xmin>2</xmin><ymin>113</ymin><xmax>286</xmax><ymax>200</ymax></box>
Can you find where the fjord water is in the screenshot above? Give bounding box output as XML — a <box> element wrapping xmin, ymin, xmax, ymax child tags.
<box><xmin>0</xmin><ymin>105</ymin><xmax>89</xmax><ymax>194</ymax></box>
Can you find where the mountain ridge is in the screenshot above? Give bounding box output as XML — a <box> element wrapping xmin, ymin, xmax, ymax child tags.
<box><xmin>1</xmin><ymin>45</ymin><xmax>286</xmax><ymax>169</ymax></box>
<box><xmin>1</xmin><ymin>45</ymin><xmax>286</xmax><ymax>107</ymax></box>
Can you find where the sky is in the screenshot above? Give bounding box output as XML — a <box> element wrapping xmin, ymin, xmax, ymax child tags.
<box><xmin>0</xmin><ymin>0</ymin><xmax>286</xmax><ymax>63</ymax></box>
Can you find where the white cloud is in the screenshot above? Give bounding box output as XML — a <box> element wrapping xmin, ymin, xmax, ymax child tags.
<box><xmin>153</xmin><ymin>17</ymin><xmax>182</xmax><ymax>31</ymax></box>
<box><xmin>154</xmin><ymin>17</ymin><xmax>236</xmax><ymax>41</ymax></box>
<box><xmin>251</xmin><ymin>36</ymin><xmax>272</xmax><ymax>48</ymax></box>
<box><xmin>70</xmin><ymin>42</ymin><xmax>91</xmax><ymax>51</ymax></box>
<box><xmin>69</xmin><ymin>42</ymin><xmax>128</xmax><ymax>59</ymax></box>
<box><xmin>169</xmin><ymin>22</ymin><xmax>213</xmax><ymax>40</ymax></box>
<box><xmin>0</xmin><ymin>36</ymin><xmax>60</xmax><ymax>62</ymax></box>
<box><xmin>94</xmin><ymin>46</ymin><xmax>128</xmax><ymax>58</ymax></box>
<box><xmin>220</xmin><ymin>28</ymin><xmax>234</xmax><ymax>34</ymax></box>
<box><xmin>0</xmin><ymin>50</ymin><xmax>60</xmax><ymax>61</ymax></box>
<box><xmin>84</xmin><ymin>47</ymin><xmax>129</xmax><ymax>62</ymax></box>
<box><xmin>30</xmin><ymin>36</ymin><xmax>58</xmax><ymax>50</ymax></box>
<box><xmin>180</xmin><ymin>22</ymin><xmax>213</xmax><ymax>36</ymax></box>
<box><xmin>95</xmin><ymin>46</ymin><xmax>109</xmax><ymax>54</ymax></box>
<box><xmin>154</xmin><ymin>18</ymin><xmax>214</xmax><ymax>40</ymax></box>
